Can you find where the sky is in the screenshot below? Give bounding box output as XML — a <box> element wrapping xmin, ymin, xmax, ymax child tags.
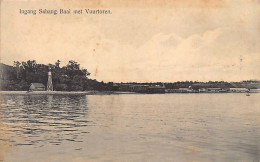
<box><xmin>1</xmin><ymin>0</ymin><xmax>260</xmax><ymax>82</ymax></box>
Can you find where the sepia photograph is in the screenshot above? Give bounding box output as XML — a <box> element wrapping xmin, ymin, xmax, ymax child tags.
<box><xmin>0</xmin><ymin>0</ymin><xmax>260</xmax><ymax>161</ymax></box>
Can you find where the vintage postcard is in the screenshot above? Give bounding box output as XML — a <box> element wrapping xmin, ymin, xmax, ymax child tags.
<box><xmin>0</xmin><ymin>0</ymin><xmax>260</xmax><ymax>161</ymax></box>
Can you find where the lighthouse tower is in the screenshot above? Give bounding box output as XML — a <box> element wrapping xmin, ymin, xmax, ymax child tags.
<box><xmin>46</xmin><ymin>67</ymin><xmax>53</xmax><ymax>91</ymax></box>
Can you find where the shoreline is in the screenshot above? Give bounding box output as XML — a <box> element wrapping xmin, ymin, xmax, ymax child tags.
<box><xmin>0</xmin><ymin>91</ymin><xmax>136</xmax><ymax>95</ymax></box>
<box><xmin>0</xmin><ymin>91</ymin><xmax>258</xmax><ymax>95</ymax></box>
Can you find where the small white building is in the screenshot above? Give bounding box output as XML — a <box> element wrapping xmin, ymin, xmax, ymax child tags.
<box><xmin>29</xmin><ymin>83</ymin><xmax>45</xmax><ymax>91</ymax></box>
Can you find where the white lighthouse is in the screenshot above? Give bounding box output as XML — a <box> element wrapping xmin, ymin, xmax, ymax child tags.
<box><xmin>46</xmin><ymin>68</ymin><xmax>53</xmax><ymax>91</ymax></box>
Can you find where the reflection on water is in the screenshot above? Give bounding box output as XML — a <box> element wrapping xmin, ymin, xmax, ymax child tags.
<box><xmin>0</xmin><ymin>95</ymin><xmax>89</xmax><ymax>148</ymax></box>
<box><xmin>0</xmin><ymin>93</ymin><xmax>260</xmax><ymax>161</ymax></box>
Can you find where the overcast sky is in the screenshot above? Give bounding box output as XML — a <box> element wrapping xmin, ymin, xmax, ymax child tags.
<box><xmin>1</xmin><ymin>0</ymin><xmax>259</xmax><ymax>82</ymax></box>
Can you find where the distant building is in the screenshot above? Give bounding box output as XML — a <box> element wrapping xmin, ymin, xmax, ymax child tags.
<box><xmin>249</xmin><ymin>89</ymin><xmax>260</xmax><ymax>93</ymax></box>
<box><xmin>115</xmin><ymin>83</ymin><xmax>165</xmax><ymax>93</ymax></box>
<box><xmin>29</xmin><ymin>83</ymin><xmax>45</xmax><ymax>91</ymax></box>
<box><xmin>165</xmin><ymin>89</ymin><xmax>180</xmax><ymax>93</ymax></box>
<box><xmin>131</xmin><ymin>85</ymin><xmax>149</xmax><ymax>93</ymax></box>
<box><xmin>199</xmin><ymin>88</ymin><xmax>207</xmax><ymax>92</ymax></box>
<box><xmin>230</xmin><ymin>88</ymin><xmax>249</xmax><ymax>93</ymax></box>
<box><xmin>178</xmin><ymin>88</ymin><xmax>193</xmax><ymax>93</ymax></box>
<box><xmin>207</xmin><ymin>88</ymin><xmax>222</xmax><ymax>92</ymax></box>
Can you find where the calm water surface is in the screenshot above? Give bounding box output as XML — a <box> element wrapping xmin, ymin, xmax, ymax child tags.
<box><xmin>0</xmin><ymin>93</ymin><xmax>260</xmax><ymax>162</ymax></box>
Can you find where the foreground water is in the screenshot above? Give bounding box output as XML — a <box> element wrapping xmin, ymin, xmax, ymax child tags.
<box><xmin>0</xmin><ymin>93</ymin><xmax>260</xmax><ymax>162</ymax></box>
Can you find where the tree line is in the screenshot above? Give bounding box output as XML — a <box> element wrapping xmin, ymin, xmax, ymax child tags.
<box><xmin>0</xmin><ymin>60</ymin><xmax>114</xmax><ymax>91</ymax></box>
<box><xmin>116</xmin><ymin>81</ymin><xmax>260</xmax><ymax>90</ymax></box>
<box><xmin>0</xmin><ymin>60</ymin><xmax>259</xmax><ymax>91</ymax></box>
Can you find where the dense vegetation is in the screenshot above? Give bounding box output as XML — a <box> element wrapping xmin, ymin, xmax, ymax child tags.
<box><xmin>0</xmin><ymin>60</ymin><xmax>114</xmax><ymax>91</ymax></box>
<box><xmin>0</xmin><ymin>60</ymin><xmax>259</xmax><ymax>91</ymax></box>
